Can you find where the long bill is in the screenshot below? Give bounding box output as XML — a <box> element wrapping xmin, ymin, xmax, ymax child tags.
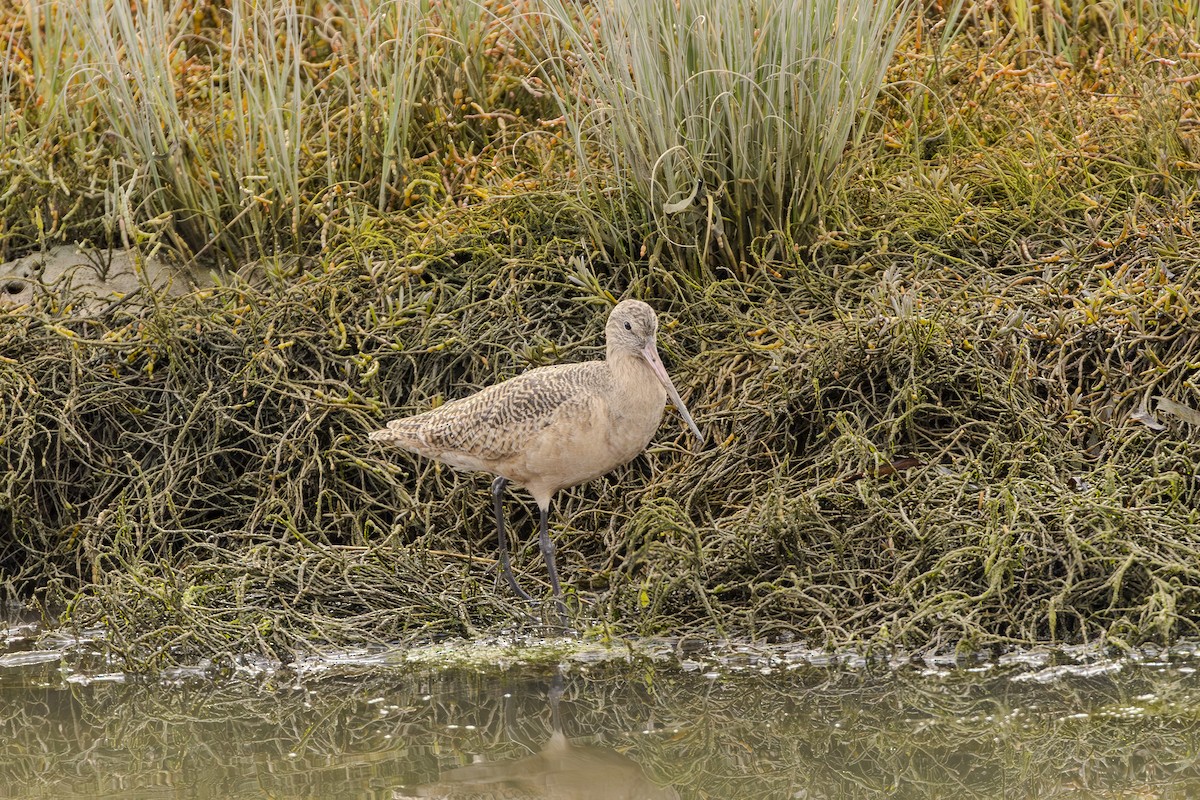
<box><xmin>641</xmin><ymin>342</ymin><xmax>704</xmax><ymax>442</ymax></box>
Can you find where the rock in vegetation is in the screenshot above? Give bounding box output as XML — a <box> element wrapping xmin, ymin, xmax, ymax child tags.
<box><xmin>0</xmin><ymin>247</ymin><xmax>213</xmax><ymax>312</ymax></box>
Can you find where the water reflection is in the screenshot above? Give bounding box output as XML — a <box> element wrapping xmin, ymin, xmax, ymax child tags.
<box><xmin>401</xmin><ymin>731</ymin><xmax>678</xmax><ymax>800</ymax></box>
<box><xmin>399</xmin><ymin>672</ymin><xmax>678</xmax><ymax>800</ymax></box>
<box><xmin>0</xmin><ymin>629</ymin><xmax>1199</xmax><ymax>799</ymax></box>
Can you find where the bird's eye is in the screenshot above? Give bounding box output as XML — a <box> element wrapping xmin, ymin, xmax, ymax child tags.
<box><xmin>623</xmin><ymin>321</ymin><xmax>632</xmax><ymax>331</ymax></box>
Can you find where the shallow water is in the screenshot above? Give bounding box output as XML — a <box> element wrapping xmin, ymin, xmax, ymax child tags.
<box><xmin>2</xmin><ymin>623</ymin><xmax>1200</xmax><ymax>799</ymax></box>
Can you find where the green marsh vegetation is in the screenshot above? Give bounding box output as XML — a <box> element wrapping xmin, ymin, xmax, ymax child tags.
<box><xmin>1</xmin><ymin>0</ymin><xmax>1200</xmax><ymax>665</ymax></box>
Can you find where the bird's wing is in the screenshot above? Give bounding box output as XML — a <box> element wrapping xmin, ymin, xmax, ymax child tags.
<box><xmin>381</xmin><ymin>362</ymin><xmax>608</xmax><ymax>462</ymax></box>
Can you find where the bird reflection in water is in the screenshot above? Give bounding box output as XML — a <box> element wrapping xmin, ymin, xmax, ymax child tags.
<box><xmin>395</xmin><ymin>673</ymin><xmax>679</xmax><ymax>800</ymax></box>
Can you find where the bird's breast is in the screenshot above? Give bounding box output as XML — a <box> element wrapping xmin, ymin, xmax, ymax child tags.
<box><xmin>602</xmin><ymin>378</ymin><xmax>666</xmax><ymax>461</ymax></box>
<box><xmin>506</xmin><ymin>367</ymin><xmax>666</xmax><ymax>503</ymax></box>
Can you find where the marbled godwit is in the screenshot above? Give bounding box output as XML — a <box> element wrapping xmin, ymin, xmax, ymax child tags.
<box><xmin>369</xmin><ymin>300</ymin><xmax>702</xmax><ymax>624</ymax></box>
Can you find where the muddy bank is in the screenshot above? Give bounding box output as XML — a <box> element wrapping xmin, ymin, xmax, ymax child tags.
<box><xmin>0</xmin><ymin>246</ymin><xmax>216</xmax><ymax>311</ymax></box>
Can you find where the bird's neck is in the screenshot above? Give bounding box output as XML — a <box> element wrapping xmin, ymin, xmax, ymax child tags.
<box><xmin>607</xmin><ymin>350</ymin><xmax>664</xmax><ymax>399</ymax></box>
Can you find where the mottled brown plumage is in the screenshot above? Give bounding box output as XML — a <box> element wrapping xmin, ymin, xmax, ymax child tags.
<box><xmin>369</xmin><ymin>300</ymin><xmax>702</xmax><ymax>624</ymax></box>
<box><xmin>373</xmin><ymin>362</ymin><xmax>610</xmax><ymax>478</ymax></box>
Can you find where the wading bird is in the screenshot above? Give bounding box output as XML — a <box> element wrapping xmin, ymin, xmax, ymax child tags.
<box><xmin>369</xmin><ymin>300</ymin><xmax>703</xmax><ymax>625</ymax></box>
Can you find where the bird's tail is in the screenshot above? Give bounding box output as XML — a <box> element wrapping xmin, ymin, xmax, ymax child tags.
<box><xmin>367</xmin><ymin>420</ymin><xmax>426</xmax><ymax>451</ymax></box>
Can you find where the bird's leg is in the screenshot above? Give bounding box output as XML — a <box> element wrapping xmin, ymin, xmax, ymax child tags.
<box><xmin>492</xmin><ymin>476</ymin><xmax>532</xmax><ymax>603</ymax></box>
<box><xmin>548</xmin><ymin>668</ymin><xmax>565</xmax><ymax>734</ymax></box>
<box><xmin>538</xmin><ymin>503</ymin><xmax>568</xmax><ymax>628</ymax></box>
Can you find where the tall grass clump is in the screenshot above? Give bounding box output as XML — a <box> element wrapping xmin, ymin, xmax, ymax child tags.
<box><xmin>74</xmin><ymin>0</ymin><xmax>236</xmax><ymax>254</ymax></box>
<box><xmin>535</xmin><ymin>0</ymin><xmax>911</xmax><ymax>271</ymax></box>
<box><xmin>4</xmin><ymin>0</ymin><xmax>535</xmax><ymax>259</ymax></box>
<box><xmin>72</xmin><ymin>0</ymin><xmax>434</xmax><ymax>259</ymax></box>
<box><xmin>1</xmin><ymin>0</ymin><xmax>108</xmax><ymax>254</ymax></box>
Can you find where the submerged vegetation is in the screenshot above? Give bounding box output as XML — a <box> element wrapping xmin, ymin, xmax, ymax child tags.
<box><xmin>2</xmin><ymin>0</ymin><xmax>1200</xmax><ymax>664</ymax></box>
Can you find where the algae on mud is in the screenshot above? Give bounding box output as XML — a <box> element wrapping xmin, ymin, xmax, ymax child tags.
<box><xmin>1</xmin><ymin>0</ymin><xmax>1200</xmax><ymax>664</ymax></box>
<box><xmin>3</xmin><ymin>225</ymin><xmax>1200</xmax><ymax>662</ymax></box>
